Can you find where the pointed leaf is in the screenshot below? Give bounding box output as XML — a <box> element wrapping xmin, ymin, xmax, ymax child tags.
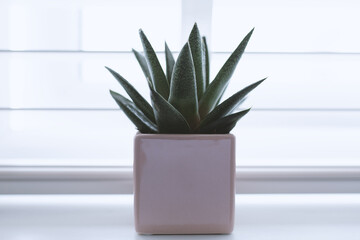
<box><xmin>202</xmin><ymin>36</ymin><xmax>210</xmax><ymax>89</ymax></box>
<box><xmin>165</xmin><ymin>42</ymin><xmax>175</xmax><ymax>85</ymax></box>
<box><xmin>150</xmin><ymin>87</ymin><xmax>190</xmax><ymax>133</ymax></box>
<box><xmin>168</xmin><ymin>43</ymin><xmax>200</xmax><ymax>129</ymax></box>
<box><xmin>198</xmin><ymin>109</ymin><xmax>251</xmax><ymax>134</ymax></box>
<box><xmin>106</xmin><ymin>67</ymin><xmax>155</xmax><ymax>123</ymax></box>
<box><xmin>188</xmin><ymin>23</ymin><xmax>205</xmax><ymax>100</ymax></box>
<box><xmin>110</xmin><ymin>90</ymin><xmax>158</xmax><ymax>133</ymax></box>
<box><xmin>132</xmin><ymin>49</ymin><xmax>150</xmax><ymax>80</ymax></box>
<box><xmin>216</xmin><ymin>96</ymin><xmax>248</xmax><ymax>110</ymax></box>
<box><xmin>215</xmin><ymin>92</ymin><xmax>248</xmax><ymax>109</ymax></box>
<box><xmin>199</xmin><ymin>78</ymin><xmax>265</xmax><ymax>129</ymax></box>
<box><xmin>139</xmin><ymin>29</ymin><xmax>169</xmax><ymax>99</ymax></box>
<box><xmin>199</xmin><ymin>28</ymin><xmax>254</xmax><ymax>118</ymax></box>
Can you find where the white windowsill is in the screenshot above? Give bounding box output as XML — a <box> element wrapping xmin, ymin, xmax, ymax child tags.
<box><xmin>1</xmin><ymin>194</ymin><xmax>359</xmax><ymax>240</ymax></box>
<box><xmin>1</xmin><ymin>166</ymin><xmax>360</xmax><ymax>194</ymax></box>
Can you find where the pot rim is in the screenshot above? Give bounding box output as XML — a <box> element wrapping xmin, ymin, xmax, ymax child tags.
<box><xmin>135</xmin><ymin>132</ymin><xmax>235</xmax><ymax>140</ymax></box>
<box><xmin>136</xmin><ymin>131</ymin><xmax>234</xmax><ymax>137</ymax></box>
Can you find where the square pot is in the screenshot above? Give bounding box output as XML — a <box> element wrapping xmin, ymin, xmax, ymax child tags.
<box><xmin>134</xmin><ymin>134</ymin><xmax>235</xmax><ymax>234</ymax></box>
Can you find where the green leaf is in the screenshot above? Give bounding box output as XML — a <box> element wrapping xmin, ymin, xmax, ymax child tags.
<box><xmin>215</xmin><ymin>91</ymin><xmax>248</xmax><ymax>108</ymax></box>
<box><xmin>110</xmin><ymin>90</ymin><xmax>158</xmax><ymax>133</ymax></box>
<box><xmin>165</xmin><ymin>42</ymin><xmax>175</xmax><ymax>85</ymax></box>
<box><xmin>149</xmin><ymin>87</ymin><xmax>190</xmax><ymax>134</ymax></box>
<box><xmin>188</xmin><ymin>23</ymin><xmax>205</xmax><ymax>100</ymax></box>
<box><xmin>202</xmin><ymin>36</ymin><xmax>210</xmax><ymax>89</ymax></box>
<box><xmin>199</xmin><ymin>28</ymin><xmax>255</xmax><ymax>118</ymax></box>
<box><xmin>168</xmin><ymin>42</ymin><xmax>200</xmax><ymax>129</ymax></box>
<box><xmin>132</xmin><ymin>49</ymin><xmax>150</xmax><ymax>81</ymax></box>
<box><xmin>198</xmin><ymin>78</ymin><xmax>265</xmax><ymax>129</ymax></box>
<box><xmin>105</xmin><ymin>66</ymin><xmax>155</xmax><ymax>123</ymax></box>
<box><xmin>139</xmin><ymin>29</ymin><xmax>169</xmax><ymax>99</ymax></box>
<box><xmin>197</xmin><ymin>109</ymin><xmax>251</xmax><ymax>134</ymax></box>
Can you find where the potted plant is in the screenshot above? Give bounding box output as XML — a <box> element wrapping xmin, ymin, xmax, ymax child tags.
<box><xmin>107</xmin><ymin>23</ymin><xmax>266</xmax><ymax>234</ymax></box>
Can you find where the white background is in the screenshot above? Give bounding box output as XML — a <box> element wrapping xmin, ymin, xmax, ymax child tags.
<box><xmin>0</xmin><ymin>0</ymin><xmax>360</xmax><ymax>167</ymax></box>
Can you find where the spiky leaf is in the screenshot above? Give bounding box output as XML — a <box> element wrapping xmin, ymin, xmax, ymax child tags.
<box><xmin>150</xmin><ymin>87</ymin><xmax>190</xmax><ymax>133</ymax></box>
<box><xmin>132</xmin><ymin>49</ymin><xmax>150</xmax><ymax>80</ymax></box>
<box><xmin>110</xmin><ymin>90</ymin><xmax>158</xmax><ymax>133</ymax></box>
<box><xmin>139</xmin><ymin>29</ymin><xmax>169</xmax><ymax>99</ymax></box>
<box><xmin>202</xmin><ymin>36</ymin><xmax>210</xmax><ymax>89</ymax></box>
<box><xmin>168</xmin><ymin>43</ymin><xmax>200</xmax><ymax>129</ymax></box>
<box><xmin>165</xmin><ymin>42</ymin><xmax>175</xmax><ymax>85</ymax></box>
<box><xmin>188</xmin><ymin>23</ymin><xmax>205</xmax><ymax>100</ymax></box>
<box><xmin>199</xmin><ymin>78</ymin><xmax>265</xmax><ymax>129</ymax></box>
<box><xmin>198</xmin><ymin>109</ymin><xmax>251</xmax><ymax>134</ymax></box>
<box><xmin>106</xmin><ymin>67</ymin><xmax>155</xmax><ymax>122</ymax></box>
<box><xmin>199</xmin><ymin>28</ymin><xmax>254</xmax><ymax>118</ymax></box>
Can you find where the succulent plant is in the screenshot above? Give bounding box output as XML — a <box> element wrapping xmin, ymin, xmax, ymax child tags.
<box><xmin>107</xmin><ymin>23</ymin><xmax>266</xmax><ymax>134</ymax></box>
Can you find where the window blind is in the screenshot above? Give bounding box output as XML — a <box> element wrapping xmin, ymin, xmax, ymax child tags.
<box><xmin>1</xmin><ymin>0</ymin><xmax>359</xmax><ymax>167</ymax></box>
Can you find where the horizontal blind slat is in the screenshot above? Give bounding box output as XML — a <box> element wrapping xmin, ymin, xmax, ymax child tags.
<box><xmin>212</xmin><ymin>0</ymin><xmax>360</xmax><ymax>52</ymax></box>
<box><xmin>0</xmin><ymin>110</ymin><xmax>359</xmax><ymax>166</ymax></box>
<box><xmin>0</xmin><ymin>0</ymin><xmax>182</xmax><ymax>51</ymax></box>
<box><xmin>1</xmin><ymin>52</ymin><xmax>359</xmax><ymax>109</ymax></box>
<box><xmin>2</xmin><ymin>0</ymin><xmax>360</xmax><ymax>52</ymax></box>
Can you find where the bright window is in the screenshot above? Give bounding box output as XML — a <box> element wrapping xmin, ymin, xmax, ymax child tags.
<box><xmin>1</xmin><ymin>0</ymin><xmax>360</xmax><ymax>168</ymax></box>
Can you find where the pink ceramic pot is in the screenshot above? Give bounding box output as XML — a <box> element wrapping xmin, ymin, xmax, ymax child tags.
<box><xmin>134</xmin><ymin>133</ymin><xmax>236</xmax><ymax>234</ymax></box>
